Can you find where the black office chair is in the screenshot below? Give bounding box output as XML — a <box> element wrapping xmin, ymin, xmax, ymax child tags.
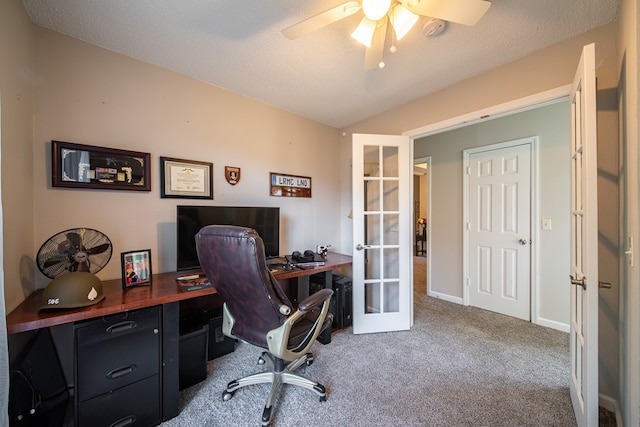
<box><xmin>195</xmin><ymin>225</ymin><xmax>333</xmax><ymax>426</ymax></box>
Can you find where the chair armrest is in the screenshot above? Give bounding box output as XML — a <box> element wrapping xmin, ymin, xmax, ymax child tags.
<box><xmin>298</xmin><ymin>288</ymin><xmax>333</xmax><ymax>312</ymax></box>
<box><xmin>266</xmin><ymin>289</ymin><xmax>333</xmax><ymax>361</ymax></box>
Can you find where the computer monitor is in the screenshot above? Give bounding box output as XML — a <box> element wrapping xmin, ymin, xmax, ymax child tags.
<box><xmin>176</xmin><ymin>205</ymin><xmax>280</xmax><ymax>271</ymax></box>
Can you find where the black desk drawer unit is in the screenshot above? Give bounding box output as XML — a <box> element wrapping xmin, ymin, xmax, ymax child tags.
<box><xmin>75</xmin><ymin>306</ymin><xmax>162</xmax><ymax>426</ymax></box>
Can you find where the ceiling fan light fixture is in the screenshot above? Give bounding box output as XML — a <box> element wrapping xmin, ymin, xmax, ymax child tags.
<box><xmin>390</xmin><ymin>4</ymin><xmax>419</xmax><ymax>40</ymax></box>
<box><xmin>362</xmin><ymin>0</ymin><xmax>392</xmax><ymax>21</ymax></box>
<box><xmin>351</xmin><ymin>16</ymin><xmax>377</xmax><ymax>48</ymax></box>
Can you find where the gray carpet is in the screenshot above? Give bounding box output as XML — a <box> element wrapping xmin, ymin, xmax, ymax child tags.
<box><xmin>161</xmin><ymin>289</ymin><xmax>576</xmax><ymax>426</ymax></box>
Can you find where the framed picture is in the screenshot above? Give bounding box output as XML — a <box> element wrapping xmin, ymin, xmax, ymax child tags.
<box><xmin>121</xmin><ymin>249</ymin><xmax>152</xmax><ymax>290</ymax></box>
<box><xmin>270</xmin><ymin>172</ymin><xmax>312</xmax><ymax>198</ymax></box>
<box><xmin>160</xmin><ymin>157</ymin><xmax>213</xmax><ymax>199</ymax></box>
<box><xmin>52</xmin><ymin>140</ymin><xmax>151</xmax><ymax>191</ymax></box>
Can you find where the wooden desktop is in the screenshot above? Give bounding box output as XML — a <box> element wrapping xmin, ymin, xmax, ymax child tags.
<box><xmin>6</xmin><ymin>252</ymin><xmax>352</xmax><ymax>423</ymax></box>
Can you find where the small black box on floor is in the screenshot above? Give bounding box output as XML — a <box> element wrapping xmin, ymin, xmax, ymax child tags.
<box><xmin>332</xmin><ymin>275</ymin><xmax>353</xmax><ymax>329</ymax></box>
<box><xmin>201</xmin><ymin>308</ymin><xmax>237</xmax><ymax>360</ymax></box>
<box><xmin>179</xmin><ymin>323</ymin><xmax>209</xmax><ymax>390</ymax></box>
<box><xmin>310</xmin><ymin>274</ymin><xmax>352</xmax><ymax>330</ymax></box>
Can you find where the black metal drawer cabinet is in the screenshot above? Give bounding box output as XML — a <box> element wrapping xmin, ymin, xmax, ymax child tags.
<box><xmin>74</xmin><ymin>306</ymin><xmax>162</xmax><ymax>427</ymax></box>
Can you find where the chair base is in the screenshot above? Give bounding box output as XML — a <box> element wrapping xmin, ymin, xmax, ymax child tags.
<box><xmin>222</xmin><ymin>351</ymin><xmax>327</xmax><ymax>426</ymax></box>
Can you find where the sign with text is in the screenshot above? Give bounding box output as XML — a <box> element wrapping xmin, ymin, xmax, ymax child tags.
<box><xmin>270</xmin><ymin>172</ymin><xmax>312</xmax><ymax>198</ymax></box>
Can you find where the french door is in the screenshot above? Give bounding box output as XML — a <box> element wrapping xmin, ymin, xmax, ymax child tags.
<box><xmin>352</xmin><ymin>133</ymin><xmax>412</xmax><ymax>334</ymax></box>
<box><xmin>569</xmin><ymin>43</ymin><xmax>598</xmax><ymax>427</ymax></box>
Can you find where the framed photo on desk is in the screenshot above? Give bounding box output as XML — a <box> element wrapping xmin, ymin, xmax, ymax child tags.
<box><xmin>121</xmin><ymin>249</ymin><xmax>152</xmax><ymax>289</ymax></box>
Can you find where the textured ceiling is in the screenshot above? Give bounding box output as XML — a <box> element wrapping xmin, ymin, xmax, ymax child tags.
<box><xmin>22</xmin><ymin>0</ymin><xmax>618</xmax><ymax>128</ymax></box>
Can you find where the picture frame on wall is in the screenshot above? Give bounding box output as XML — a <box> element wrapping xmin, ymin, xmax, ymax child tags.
<box><xmin>52</xmin><ymin>140</ymin><xmax>151</xmax><ymax>191</ymax></box>
<box><xmin>160</xmin><ymin>157</ymin><xmax>213</xmax><ymax>199</ymax></box>
<box><xmin>121</xmin><ymin>249</ymin><xmax>152</xmax><ymax>290</ymax></box>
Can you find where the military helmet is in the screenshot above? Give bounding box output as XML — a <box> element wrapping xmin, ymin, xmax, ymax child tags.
<box><xmin>41</xmin><ymin>271</ymin><xmax>105</xmax><ymax>310</ymax></box>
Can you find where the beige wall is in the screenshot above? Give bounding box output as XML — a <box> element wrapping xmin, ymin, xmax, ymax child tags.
<box><xmin>1</xmin><ymin>20</ymin><xmax>344</xmax><ymax>312</ymax></box>
<box><xmin>30</xmin><ymin>29</ymin><xmax>342</xmax><ymax>295</ymax></box>
<box><xmin>0</xmin><ymin>2</ymin><xmax>36</xmax><ymax>312</ymax></box>
<box><xmin>616</xmin><ymin>0</ymin><xmax>640</xmax><ymax>424</ymax></box>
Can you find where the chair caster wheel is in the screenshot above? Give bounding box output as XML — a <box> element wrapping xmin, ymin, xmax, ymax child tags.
<box><xmin>319</xmin><ymin>395</ymin><xmax>327</xmax><ymax>402</ymax></box>
<box><xmin>258</xmin><ymin>357</ymin><xmax>265</xmax><ymax>365</ymax></box>
<box><xmin>222</xmin><ymin>390</ymin><xmax>235</xmax><ymax>401</ymax></box>
<box><xmin>261</xmin><ymin>406</ymin><xmax>273</xmax><ymax>426</ymax></box>
<box><xmin>305</xmin><ymin>352</ymin><xmax>314</xmax><ymax>366</ymax></box>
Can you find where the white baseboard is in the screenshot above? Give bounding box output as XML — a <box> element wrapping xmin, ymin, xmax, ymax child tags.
<box><xmin>427</xmin><ymin>291</ymin><xmax>463</xmax><ymax>305</ymax></box>
<box><xmin>426</xmin><ymin>293</ymin><xmax>571</xmax><ymax>335</ymax></box>
<box><xmin>536</xmin><ymin>316</ymin><xmax>569</xmax><ymax>333</ymax></box>
<box><xmin>599</xmin><ymin>394</ymin><xmax>622</xmax><ymax>427</ymax></box>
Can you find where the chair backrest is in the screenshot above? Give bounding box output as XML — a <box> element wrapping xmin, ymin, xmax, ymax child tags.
<box><xmin>195</xmin><ymin>225</ymin><xmax>292</xmax><ymax>347</ymax></box>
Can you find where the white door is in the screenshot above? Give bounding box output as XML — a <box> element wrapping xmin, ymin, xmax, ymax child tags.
<box><xmin>352</xmin><ymin>133</ymin><xmax>412</xmax><ymax>334</ymax></box>
<box><xmin>465</xmin><ymin>140</ymin><xmax>532</xmax><ymax>320</ymax></box>
<box><xmin>569</xmin><ymin>43</ymin><xmax>598</xmax><ymax>427</ymax></box>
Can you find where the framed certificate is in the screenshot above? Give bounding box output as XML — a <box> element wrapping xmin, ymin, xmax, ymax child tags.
<box><xmin>160</xmin><ymin>157</ymin><xmax>213</xmax><ymax>199</ymax></box>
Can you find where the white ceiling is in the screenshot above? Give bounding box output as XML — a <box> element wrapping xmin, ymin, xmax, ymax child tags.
<box><xmin>21</xmin><ymin>0</ymin><xmax>618</xmax><ymax>129</ymax></box>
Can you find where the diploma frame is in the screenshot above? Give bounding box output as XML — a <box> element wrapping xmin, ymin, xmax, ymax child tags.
<box><xmin>121</xmin><ymin>249</ymin><xmax>153</xmax><ymax>290</ymax></box>
<box><xmin>52</xmin><ymin>140</ymin><xmax>151</xmax><ymax>191</ymax></box>
<box><xmin>160</xmin><ymin>156</ymin><xmax>213</xmax><ymax>199</ymax></box>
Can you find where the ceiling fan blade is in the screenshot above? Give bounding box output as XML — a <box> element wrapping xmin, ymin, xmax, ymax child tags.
<box><xmin>282</xmin><ymin>1</ymin><xmax>362</xmax><ymax>40</ymax></box>
<box><xmin>364</xmin><ymin>19</ymin><xmax>388</xmax><ymax>70</ymax></box>
<box><xmin>402</xmin><ymin>0</ymin><xmax>491</xmax><ymax>26</ymax></box>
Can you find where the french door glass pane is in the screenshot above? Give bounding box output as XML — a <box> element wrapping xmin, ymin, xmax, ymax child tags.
<box><xmin>383</xmin><ymin>180</ymin><xmax>398</xmax><ymax>211</ymax></box>
<box><xmin>384</xmin><ymin>282</ymin><xmax>400</xmax><ymax>312</ymax></box>
<box><xmin>366</xmin><ymin>181</ymin><xmax>380</xmax><ymax>211</ymax></box>
<box><xmin>383</xmin><ymin>146</ymin><xmax>399</xmax><ymax>177</ymax></box>
<box><xmin>364</xmin><ymin>145</ymin><xmax>380</xmax><ymax>177</ymax></box>
<box><xmin>365</xmin><ymin>248</ymin><xmax>379</xmax><ymax>280</ymax></box>
<box><xmin>365</xmin><ymin>282</ymin><xmax>380</xmax><ymax>313</ymax></box>
<box><xmin>384</xmin><ymin>248</ymin><xmax>399</xmax><ymax>278</ymax></box>
<box><xmin>365</xmin><ymin>214</ymin><xmax>380</xmax><ymax>246</ymax></box>
<box><xmin>384</xmin><ymin>214</ymin><xmax>399</xmax><ymax>245</ymax></box>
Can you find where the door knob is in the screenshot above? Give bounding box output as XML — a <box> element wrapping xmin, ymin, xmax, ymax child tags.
<box><xmin>518</xmin><ymin>238</ymin><xmax>528</xmax><ymax>245</ymax></box>
<box><xmin>355</xmin><ymin>244</ymin><xmax>371</xmax><ymax>251</ymax></box>
<box><xmin>570</xmin><ymin>275</ymin><xmax>586</xmax><ymax>290</ymax></box>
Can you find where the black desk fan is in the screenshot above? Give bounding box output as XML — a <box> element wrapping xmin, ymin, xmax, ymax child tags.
<box><xmin>36</xmin><ymin>228</ymin><xmax>113</xmax><ymax>309</ymax></box>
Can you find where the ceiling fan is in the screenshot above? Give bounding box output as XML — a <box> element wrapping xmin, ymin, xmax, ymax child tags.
<box><xmin>282</xmin><ymin>0</ymin><xmax>491</xmax><ymax>69</ymax></box>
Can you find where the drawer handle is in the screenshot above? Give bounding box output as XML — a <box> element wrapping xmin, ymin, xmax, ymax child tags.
<box><xmin>106</xmin><ymin>321</ymin><xmax>137</xmax><ymax>334</ymax></box>
<box><xmin>106</xmin><ymin>364</ymin><xmax>137</xmax><ymax>379</ymax></box>
<box><xmin>110</xmin><ymin>416</ymin><xmax>136</xmax><ymax>427</ymax></box>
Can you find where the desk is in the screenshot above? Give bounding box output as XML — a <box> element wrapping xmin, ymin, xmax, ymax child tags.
<box><xmin>6</xmin><ymin>252</ymin><xmax>352</xmax><ymax>424</ymax></box>
<box><xmin>269</xmin><ymin>252</ymin><xmax>352</xmax><ymax>303</ymax></box>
